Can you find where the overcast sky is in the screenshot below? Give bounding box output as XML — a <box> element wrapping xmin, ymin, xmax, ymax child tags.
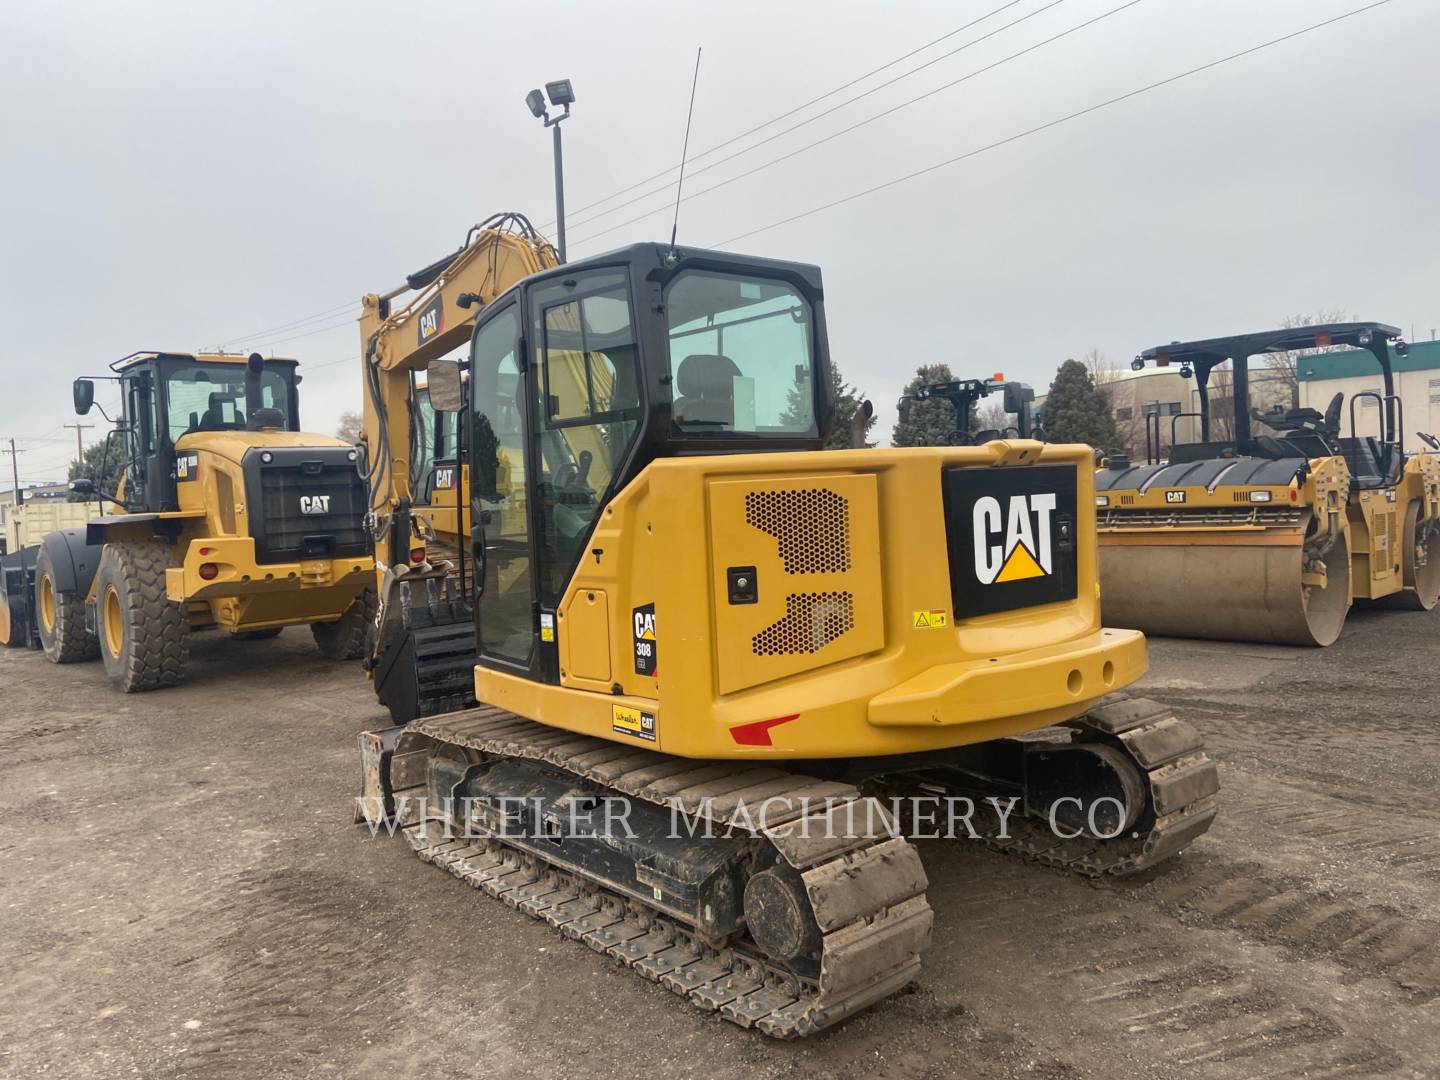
<box><xmin>2</xmin><ymin>0</ymin><xmax>1436</xmax><ymax>479</ymax></box>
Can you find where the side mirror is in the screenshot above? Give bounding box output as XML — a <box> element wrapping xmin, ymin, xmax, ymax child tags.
<box><xmin>73</xmin><ymin>378</ymin><xmax>95</xmax><ymax>416</ymax></box>
<box><xmin>426</xmin><ymin>359</ymin><xmax>465</xmax><ymax>413</ymax></box>
<box><xmin>896</xmin><ymin>396</ymin><xmax>913</xmax><ymax>425</ymax></box>
<box><xmin>69</xmin><ymin>478</ymin><xmax>95</xmax><ymax>496</ymax></box>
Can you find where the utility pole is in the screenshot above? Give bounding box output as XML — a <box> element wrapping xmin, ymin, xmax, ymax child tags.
<box><xmin>64</xmin><ymin>423</ymin><xmax>95</xmax><ymax>505</ymax></box>
<box><xmin>63</xmin><ymin>423</ymin><xmax>94</xmax><ymax>465</ymax></box>
<box><xmin>3</xmin><ymin>438</ymin><xmax>24</xmax><ymax>517</ymax></box>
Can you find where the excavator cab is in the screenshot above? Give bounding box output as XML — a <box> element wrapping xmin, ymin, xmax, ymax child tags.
<box><xmin>460</xmin><ymin>245</ymin><xmax>830</xmax><ymax>679</ymax></box>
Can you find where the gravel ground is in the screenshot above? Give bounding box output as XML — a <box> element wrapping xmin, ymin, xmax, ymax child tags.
<box><xmin>2</xmin><ymin>605</ymin><xmax>1438</xmax><ymax>1079</ymax></box>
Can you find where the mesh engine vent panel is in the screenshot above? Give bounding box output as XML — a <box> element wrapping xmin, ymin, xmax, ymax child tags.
<box><xmin>744</xmin><ymin>488</ymin><xmax>851</xmax><ymax>574</ymax></box>
<box><xmin>752</xmin><ymin>592</ymin><xmax>855</xmax><ymax>656</ymax></box>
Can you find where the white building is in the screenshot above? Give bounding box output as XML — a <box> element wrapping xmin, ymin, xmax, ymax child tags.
<box><xmin>1297</xmin><ymin>339</ymin><xmax>1440</xmax><ymax>444</ymax></box>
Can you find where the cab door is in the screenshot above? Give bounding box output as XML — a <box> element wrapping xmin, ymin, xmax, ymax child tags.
<box><xmin>468</xmin><ymin>301</ymin><xmax>539</xmax><ymax>673</ymax></box>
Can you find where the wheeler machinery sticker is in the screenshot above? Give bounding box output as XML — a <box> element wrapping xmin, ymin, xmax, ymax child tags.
<box><xmin>942</xmin><ymin>464</ymin><xmax>1078</xmax><ymax>618</ymax></box>
<box><xmin>611</xmin><ymin>704</ymin><xmax>657</xmax><ymax>743</ymax></box>
<box><xmin>633</xmin><ymin>603</ymin><xmax>657</xmax><ymax>676</ymax></box>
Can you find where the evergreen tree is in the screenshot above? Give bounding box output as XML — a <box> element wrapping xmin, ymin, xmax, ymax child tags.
<box><xmin>892</xmin><ymin>363</ymin><xmax>968</xmax><ymax>447</ymax></box>
<box><xmin>1042</xmin><ymin>358</ymin><xmax>1122</xmax><ymax>452</ymax></box>
<box><xmin>66</xmin><ymin>438</ymin><xmax>118</xmax><ymax>501</ymax></box>
<box><xmin>781</xmin><ymin>362</ymin><xmax>876</xmax><ymax>449</ymax></box>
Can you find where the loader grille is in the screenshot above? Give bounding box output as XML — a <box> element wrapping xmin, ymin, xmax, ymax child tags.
<box><xmin>244</xmin><ymin>447</ymin><xmax>369</xmax><ymax>565</ymax></box>
<box><xmin>744</xmin><ymin>488</ymin><xmax>851</xmax><ymax>574</ymax></box>
<box><xmin>752</xmin><ymin>591</ymin><xmax>855</xmax><ymax>656</ymax></box>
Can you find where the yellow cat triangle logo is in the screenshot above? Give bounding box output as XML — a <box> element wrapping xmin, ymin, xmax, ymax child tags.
<box><xmin>996</xmin><ymin>541</ymin><xmax>1046</xmax><ymax>582</ymax></box>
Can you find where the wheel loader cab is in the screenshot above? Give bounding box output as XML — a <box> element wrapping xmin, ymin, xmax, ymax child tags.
<box><xmin>102</xmin><ymin>352</ymin><xmax>301</xmax><ymax>513</ymax></box>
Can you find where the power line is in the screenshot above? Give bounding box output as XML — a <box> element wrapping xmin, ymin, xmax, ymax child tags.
<box><xmin>564</xmin><ymin>0</ymin><xmax>1073</xmax><ymax>236</ymax></box>
<box><xmin>218</xmin><ymin>300</ymin><xmax>358</xmax><ymax>349</ymax></box>
<box><xmin>569</xmin><ymin>0</ymin><xmax>1142</xmax><ymax>248</ymax></box>
<box><xmin>714</xmin><ymin>0</ymin><xmax>1401</xmax><ymax>248</ymax></box>
<box><xmin>245</xmin><ymin>315</ymin><xmax>358</xmax><ymax>353</ymax></box>
<box><xmin>550</xmin><ymin>0</ymin><xmax>1035</xmax><ymax>226</ymax></box>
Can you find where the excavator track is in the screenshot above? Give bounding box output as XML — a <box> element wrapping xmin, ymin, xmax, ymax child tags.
<box><xmin>375</xmin><ymin>708</ymin><xmax>934</xmax><ymax>1038</ymax></box>
<box><xmin>982</xmin><ymin>696</ymin><xmax>1220</xmax><ymax>875</ymax></box>
<box><xmin>361</xmin><ymin>696</ymin><xmax>1215</xmax><ymax>1036</ymax></box>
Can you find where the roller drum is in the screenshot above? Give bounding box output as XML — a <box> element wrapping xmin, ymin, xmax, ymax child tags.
<box><xmin>1099</xmin><ymin>519</ymin><xmax>1350</xmax><ymax>646</ymax></box>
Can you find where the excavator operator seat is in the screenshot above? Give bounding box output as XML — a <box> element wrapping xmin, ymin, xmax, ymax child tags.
<box><xmin>673</xmin><ymin>353</ymin><xmax>741</xmax><ymax>428</ymax></box>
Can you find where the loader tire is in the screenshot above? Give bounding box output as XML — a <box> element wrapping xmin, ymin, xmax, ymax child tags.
<box><xmin>312</xmin><ymin>588</ymin><xmax>377</xmax><ymax>661</ymax></box>
<box><xmin>35</xmin><ymin>545</ymin><xmax>98</xmax><ymax>664</ymax></box>
<box><xmin>95</xmin><ymin>542</ymin><xmax>189</xmax><ymax>692</ymax></box>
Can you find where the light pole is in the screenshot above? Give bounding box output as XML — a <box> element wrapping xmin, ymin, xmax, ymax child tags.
<box><xmin>525</xmin><ymin>79</ymin><xmax>575</xmax><ymax>263</ymax></box>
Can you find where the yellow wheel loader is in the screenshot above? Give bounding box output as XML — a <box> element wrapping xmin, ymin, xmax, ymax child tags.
<box><xmin>355</xmin><ymin>233</ymin><xmax>1219</xmax><ymax>1037</ymax></box>
<box><xmin>27</xmin><ymin>350</ymin><xmax>376</xmax><ymax>691</ymax></box>
<box><xmin>1096</xmin><ymin>323</ymin><xmax>1439</xmax><ymax>644</ymax></box>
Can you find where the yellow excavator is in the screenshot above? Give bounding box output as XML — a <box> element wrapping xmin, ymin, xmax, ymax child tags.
<box><xmin>1097</xmin><ymin>323</ymin><xmax>1439</xmax><ymax>644</ymax></box>
<box><xmin>15</xmin><ymin>351</ymin><xmax>375</xmax><ymax>691</ymax></box>
<box><xmin>355</xmin><ymin>230</ymin><xmax>1219</xmax><ymax>1037</ymax></box>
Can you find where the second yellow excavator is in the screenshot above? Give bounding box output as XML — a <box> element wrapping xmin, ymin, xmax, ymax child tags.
<box><xmin>353</xmin><ymin>226</ymin><xmax>1219</xmax><ymax>1037</ymax></box>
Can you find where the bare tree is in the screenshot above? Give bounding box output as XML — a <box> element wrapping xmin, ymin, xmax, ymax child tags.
<box><xmin>974</xmin><ymin>400</ymin><xmax>1010</xmax><ymax>434</ymax></box>
<box><xmin>336</xmin><ymin>410</ymin><xmax>363</xmax><ymax>444</ymax></box>
<box><xmin>1262</xmin><ymin>309</ymin><xmax>1351</xmax><ymax>408</ymax></box>
<box><xmin>1084</xmin><ymin>347</ymin><xmax>1121</xmax><ymax>387</ymax></box>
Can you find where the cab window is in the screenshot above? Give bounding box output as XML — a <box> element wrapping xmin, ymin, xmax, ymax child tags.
<box><xmin>165</xmin><ymin>362</ymin><xmax>292</xmax><ymax>441</ymax></box>
<box><xmin>664</xmin><ymin>271</ymin><xmax>817</xmax><ymax>436</ymax></box>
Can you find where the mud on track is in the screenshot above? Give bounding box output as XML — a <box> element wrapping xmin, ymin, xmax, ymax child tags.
<box><xmin>1</xmin><ymin>605</ymin><xmax>1438</xmax><ymax>1078</ymax></box>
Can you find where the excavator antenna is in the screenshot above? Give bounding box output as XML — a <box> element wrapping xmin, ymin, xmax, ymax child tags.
<box><xmin>670</xmin><ymin>47</ymin><xmax>703</xmax><ymax>252</ymax></box>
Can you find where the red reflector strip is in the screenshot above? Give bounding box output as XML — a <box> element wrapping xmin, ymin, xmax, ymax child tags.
<box><xmin>728</xmin><ymin>714</ymin><xmax>799</xmax><ymax>747</ymax></box>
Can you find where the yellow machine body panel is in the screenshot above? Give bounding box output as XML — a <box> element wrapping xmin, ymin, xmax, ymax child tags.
<box><xmin>1346</xmin><ymin>450</ymin><xmax>1440</xmax><ymax>601</ymax></box>
<box><xmin>476</xmin><ymin>440</ymin><xmax>1147</xmax><ymax>760</ymax></box>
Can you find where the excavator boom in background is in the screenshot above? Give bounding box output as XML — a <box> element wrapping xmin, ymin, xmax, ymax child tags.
<box><xmin>359</xmin><ymin>214</ymin><xmax>558</xmax><ymax>722</ymax></box>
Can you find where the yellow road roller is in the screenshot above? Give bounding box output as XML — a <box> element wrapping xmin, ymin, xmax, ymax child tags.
<box><xmin>1096</xmin><ymin>322</ymin><xmax>1438</xmax><ymax>645</ymax></box>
